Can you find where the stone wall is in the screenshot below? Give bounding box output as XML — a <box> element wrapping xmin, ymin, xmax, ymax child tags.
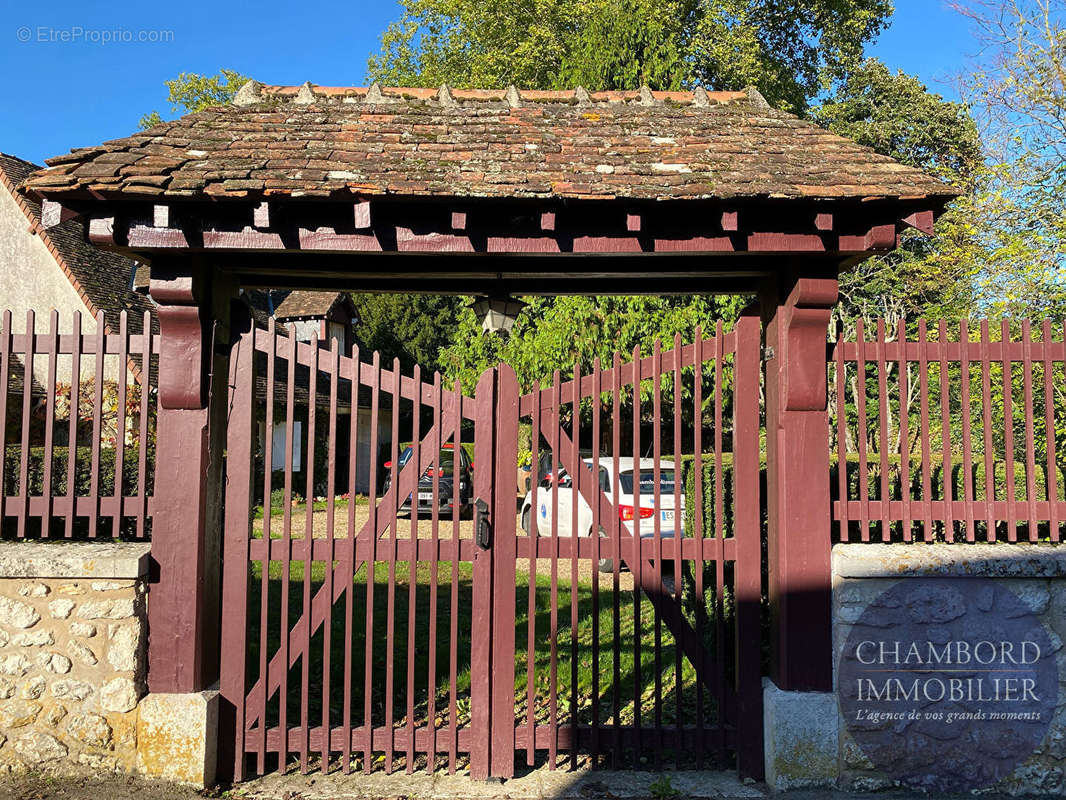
<box><xmin>833</xmin><ymin>544</ymin><xmax>1066</xmax><ymax>796</ymax></box>
<box><xmin>0</xmin><ymin>542</ymin><xmax>149</xmax><ymax>775</ymax></box>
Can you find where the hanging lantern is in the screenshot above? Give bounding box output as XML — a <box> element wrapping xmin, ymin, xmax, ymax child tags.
<box><xmin>469</xmin><ymin>295</ymin><xmax>526</xmax><ymax>336</ymax></box>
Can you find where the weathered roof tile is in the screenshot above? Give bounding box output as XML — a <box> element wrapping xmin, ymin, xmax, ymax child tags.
<box><xmin>22</xmin><ymin>85</ymin><xmax>954</xmax><ymax>203</ymax></box>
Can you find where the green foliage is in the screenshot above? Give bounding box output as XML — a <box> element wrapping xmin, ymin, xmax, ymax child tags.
<box><xmin>139</xmin><ymin>69</ymin><xmax>250</xmax><ymax>129</ymax></box>
<box><xmin>368</xmin><ymin>0</ymin><xmax>893</xmax><ymax>111</ymax></box>
<box><xmin>557</xmin><ymin>0</ymin><xmax>695</xmax><ymax>91</ymax></box>
<box><xmin>440</xmin><ymin>294</ymin><xmax>747</xmax><ymax>393</ymax></box>
<box><xmin>813</xmin><ymin>60</ymin><xmax>985</xmax><ymax>328</ymax></box>
<box><xmin>352</xmin><ymin>294</ymin><xmax>466</xmax><ymax>376</ymax></box>
<box><xmin>3</xmin><ymin>444</ymin><xmax>154</xmax><ymax>498</ymax></box>
<box><xmin>649</xmin><ymin>775</ymin><xmax>681</xmax><ymax>800</ymax></box>
<box><xmin>952</xmin><ymin>0</ymin><xmax>1066</xmax><ymax>316</ymax></box>
<box><xmin>687</xmin><ymin>0</ymin><xmax>893</xmax><ymax>112</ymax></box>
<box><xmin>814</xmin><ymin>59</ymin><xmax>982</xmax><ymax>187</ymax></box>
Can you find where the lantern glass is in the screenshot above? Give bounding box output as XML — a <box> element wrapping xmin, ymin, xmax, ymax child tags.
<box><xmin>470</xmin><ymin>296</ymin><xmax>525</xmax><ymax>335</ymax></box>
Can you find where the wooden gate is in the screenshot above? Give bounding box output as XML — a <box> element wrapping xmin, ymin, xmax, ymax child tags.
<box><xmin>220</xmin><ymin>316</ymin><xmax>763</xmax><ymax>781</ymax></box>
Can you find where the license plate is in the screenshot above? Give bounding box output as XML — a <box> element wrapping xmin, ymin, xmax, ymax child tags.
<box><xmin>418</xmin><ymin>492</ymin><xmax>433</xmax><ymax>501</ymax></box>
<box><xmin>661</xmin><ymin>510</ymin><xmax>674</xmax><ymax>521</ymax></box>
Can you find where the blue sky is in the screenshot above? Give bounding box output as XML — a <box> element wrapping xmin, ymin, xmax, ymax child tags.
<box><xmin>0</xmin><ymin>0</ymin><xmax>975</xmax><ymax>166</ymax></box>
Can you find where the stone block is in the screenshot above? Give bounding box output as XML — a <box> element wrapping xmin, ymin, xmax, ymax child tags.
<box><xmin>67</xmin><ymin>640</ymin><xmax>98</xmax><ymax>667</ymax></box>
<box><xmin>76</xmin><ymin>598</ymin><xmax>135</xmax><ymax>620</ymax></box>
<box><xmin>48</xmin><ymin>599</ymin><xmax>75</xmax><ymax>619</ymax></box>
<box><xmin>38</xmin><ymin>652</ymin><xmax>71</xmax><ymax>674</ymax></box>
<box><xmin>51</xmin><ymin>679</ymin><xmax>92</xmax><ymax>701</ymax></box>
<box><xmin>0</xmin><ymin>542</ymin><xmax>151</xmax><ymax>580</ymax></box>
<box><xmin>106</xmin><ymin>623</ymin><xmax>140</xmax><ymax>671</ymax></box>
<box><xmin>13</xmin><ymin>731</ymin><xmax>67</xmax><ymax>763</ymax></box>
<box><xmin>763</xmin><ymin>677</ymin><xmax>839</xmax><ymax>791</ymax></box>
<box><xmin>12</xmin><ymin>631</ymin><xmax>53</xmax><ymax>647</ymax></box>
<box><xmin>136</xmin><ymin>691</ymin><xmax>219</xmax><ymax>788</ymax></box>
<box><xmin>833</xmin><ymin>543</ymin><xmax>1066</xmax><ymax>578</ymax></box>
<box><xmin>69</xmin><ymin>622</ymin><xmax>96</xmax><ymax>638</ymax></box>
<box><xmin>67</xmin><ymin>712</ymin><xmax>112</xmax><ymax>748</ymax></box>
<box><xmin>0</xmin><ymin>700</ymin><xmax>41</xmax><ymax>728</ymax></box>
<box><xmin>0</xmin><ymin>653</ymin><xmax>30</xmax><ymax>675</ymax></box>
<box><xmin>0</xmin><ymin>596</ymin><xmax>41</xmax><ymax>629</ymax></box>
<box><xmin>100</xmin><ymin>677</ymin><xmax>138</xmax><ymax>712</ymax></box>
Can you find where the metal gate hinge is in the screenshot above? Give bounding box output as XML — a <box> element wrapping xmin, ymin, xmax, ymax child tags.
<box><xmin>764</xmin><ymin>345</ymin><xmax>775</xmax><ymax>360</ymax></box>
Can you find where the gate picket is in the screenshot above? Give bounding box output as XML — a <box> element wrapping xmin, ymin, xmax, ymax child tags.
<box><xmin>222</xmin><ymin>321</ymin><xmax>765</xmax><ymax>781</ymax></box>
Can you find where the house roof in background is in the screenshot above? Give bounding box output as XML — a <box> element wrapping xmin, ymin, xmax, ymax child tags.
<box><xmin>272</xmin><ymin>290</ymin><xmax>349</xmax><ymax>321</ymax></box>
<box><xmin>21</xmin><ymin>84</ymin><xmax>955</xmax><ymax>205</ymax></box>
<box><xmin>0</xmin><ymin>153</ymin><xmax>156</xmax><ymax>337</ymax></box>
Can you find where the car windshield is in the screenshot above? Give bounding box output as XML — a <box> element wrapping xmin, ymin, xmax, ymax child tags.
<box><xmin>619</xmin><ymin>470</ymin><xmax>676</xmax><ymax>495</ymax></box>
<box><xmin>398</xmin><ymin>447</ymin><xmax>458</xmax><ymax>474</ymax></box>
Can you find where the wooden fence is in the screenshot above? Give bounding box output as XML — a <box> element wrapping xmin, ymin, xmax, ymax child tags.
<box><xmin>0</xmin><ymin>309</ymin><xmax>157</xmax><ymax>539</ymax></box>
<box><xmin>830</xmin><ymin>318</ymin><xmax>1066</xmax><ymax>543</ymax></box>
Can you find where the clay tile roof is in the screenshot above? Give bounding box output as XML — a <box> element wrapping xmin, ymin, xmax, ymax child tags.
<box><xmin>272</xmin><ymin>290</ymin><xmax>347</xmax><ymax>320</ymax></box>
<box><xmin>0</xmin><ymin>153</ymin><xmax>157</xmax><ymax>337</ymax></box>
<box><xmin>20</xmin><ymin>85</ymin><xmax>955</xmax><ymax>204</ymax></box>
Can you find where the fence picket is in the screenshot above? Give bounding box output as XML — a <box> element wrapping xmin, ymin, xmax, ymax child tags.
<box><xmin>41</xmin><ymin>310</ymin><xmax>58</xmax><ymax>538</ymax></box>
<box><xmin>17</xmin><ymin>310</ymin><xmax>34</xmax><ymax>538</ymax></box>
<box><xmin>876</xmin><ymin>320</ymin><xmax>890</xmax><ymax>541</ymax></box>
<box><xmin>1047</xmin><ymin>322</ymin><xmax>1061</xmax><ymax>543</ymax></box>
<box><xmin>960</xmin><ymin>320</ymin><xmax>975</xmax><ymax>542</ymax></box>
<box><xmin>831</xmin><ymin>316</ymin><xmax>1066</xmax><ymax>543</ymax></box>
<box><xmin>1002</xmin><ymin>320</ymin><xmax>1017</xmax><ymax>542</ymax></box>
<box><xmin>855</xmin><ymin>320</ymin><xmax>870</xmax><ymax>541</ymax></box>
<box><xmin>1022</xmin><ymin>320</ymin><xmax>1038</xmax><ymax>541</ymax></box>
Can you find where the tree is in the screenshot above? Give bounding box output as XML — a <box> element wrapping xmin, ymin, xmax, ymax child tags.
<box><xmin>951</xmin><ymin>0</ymin><xmax>1066</xmax><ymax>317</ymax></box>
<box><xmin>812</xmin><ymin>60</ymin><xmax>985</xmax><ymax>328</ymax></box>
<box><xmin>440</xmin><ymin>295</ymin><xmax>746</xmax><ymax>393</ymax></box>
<box><xmin>352</xmin><ymin>294</ymin><xmax>465</xmax><ymax>376</ymax></box>
<box><xmin>368</xmin><ymin>0</ymin><xmax>893</xmax><ymax>112</ymax></box>
<box><xmin>139</xmin><ymin>69</ymin><xmax>249</xmax><ymax>129</ymax></box>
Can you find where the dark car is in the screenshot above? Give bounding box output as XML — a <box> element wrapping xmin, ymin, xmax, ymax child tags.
<box><xmin>383</xmin><ymin>443</ymin><xmax>473</xmax><ymax>517</ymax></box>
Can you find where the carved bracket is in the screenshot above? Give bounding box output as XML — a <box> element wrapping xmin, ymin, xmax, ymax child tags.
<box><xmin>151</xmin><ymin>273</ymin><xmax>208</xmax><ymax>410</ymax></box>
<box><xmin>778</xmin><ymin>277</ymin><xmax>838</xmax><ymax>412</ymax></box>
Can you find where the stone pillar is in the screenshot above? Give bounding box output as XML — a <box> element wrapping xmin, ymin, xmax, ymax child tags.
<box><xmin>146</xmin><ymin>260</ymin><xmax>233</xmax><ymax>694</ymax></box>
<box><xmin>761</xmin><ymin>273</ymin><xmax>838</xmax><ymax>692</ymax></box>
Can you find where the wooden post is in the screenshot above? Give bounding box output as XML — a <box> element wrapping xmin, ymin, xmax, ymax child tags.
<box><xmin>469</xmin><ymin>368</ymin><xmax>495</xmax><ymax>779</ymax></box>
<box><xmin>469</xmin><ymin>365</ymin><xmax>519</xmax><ymax>779</ymax></box>
<box><xmin>761</xmin><ymin>273</ymin><xmax>838</xmax><ymax>692</ymax></box>
<box><xmin>219</xmin><ymin>301</ymin><xmax>256</xmax><ymax>781</ymax></box>
<box><xmin>490</xmin><ymin>364</ymin><xmax>519</xmax><ymax>778</ymax></box>
<box><xmin>732</xmin><ymin>312</ymin><xmax>765</xmax><ymax>777</ymax></box>
<box><xmin>147</xmin><ymin>259</ymin><xmax>234</xmax><ymax>693</ymax></box>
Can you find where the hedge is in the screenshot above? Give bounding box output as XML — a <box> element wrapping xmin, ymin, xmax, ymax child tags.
<box><xmin>2</xmin><ymin>444</ymin><xmax>155</xmax><ymax>497</ymax></box>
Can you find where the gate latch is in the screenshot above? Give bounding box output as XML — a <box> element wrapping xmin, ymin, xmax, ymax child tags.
<box><xmin>474</xmin><ymin>497</ymin><xmax>492</xmax><ymax>550</ymax></box>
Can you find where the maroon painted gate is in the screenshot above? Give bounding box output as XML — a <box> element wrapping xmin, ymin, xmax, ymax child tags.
<box><xmin>220</xmin><ymin>316</ymin><xmax>764</xmax><ymax>781</ymax></box>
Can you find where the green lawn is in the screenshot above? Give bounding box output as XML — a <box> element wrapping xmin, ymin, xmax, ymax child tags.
<box><xmin>246</xmin><ymin>556</ymin><xmax>730</xmax><ymax>768</ymax></box>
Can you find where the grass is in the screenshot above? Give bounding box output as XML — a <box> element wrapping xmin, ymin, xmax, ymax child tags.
<box><xmin>245</xmin><ymin>554</ymin><xmax>730</xmax><ymax>771</ymax></box>
<box><xmin>253</xmin><ymin>493</ymin><xmax>369</xmax><ymax>520</ymax></box>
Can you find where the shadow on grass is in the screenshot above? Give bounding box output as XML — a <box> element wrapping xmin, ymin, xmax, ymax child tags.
<box><xmin>244</xmin><ymin>553</ymin><xmax>735</xmax><ymax>775</ymax></box>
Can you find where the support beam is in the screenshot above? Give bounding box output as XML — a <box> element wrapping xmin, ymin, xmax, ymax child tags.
<box><xmin>353</xmin><ymin>200</ymin><xmax>372</xmax><ymax>230</ymax></box>
<box><xmin>41</xmin><ymin>199</ymin><xmax>79</xmax><ymax>229</ymax></box>
<box><xmin>761</xmin><ymin>273</ymin><xmax>838</xmax><ymax>692</ymax></box>
<box><xmin>252</xmin><ymin>202</ymin><xmax>271</xmax><ymax>229</ymax></box>
<box><xmin>147</xmin><ymin>260</ymin><xmax>235</xmax><ymax>694</ymax></box>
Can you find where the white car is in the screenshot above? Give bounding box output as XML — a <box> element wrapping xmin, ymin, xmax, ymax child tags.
<box><xmin>519</xmin><ymin>457</ymin><xmax>685</xmax><ymax>572</ymax></box>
